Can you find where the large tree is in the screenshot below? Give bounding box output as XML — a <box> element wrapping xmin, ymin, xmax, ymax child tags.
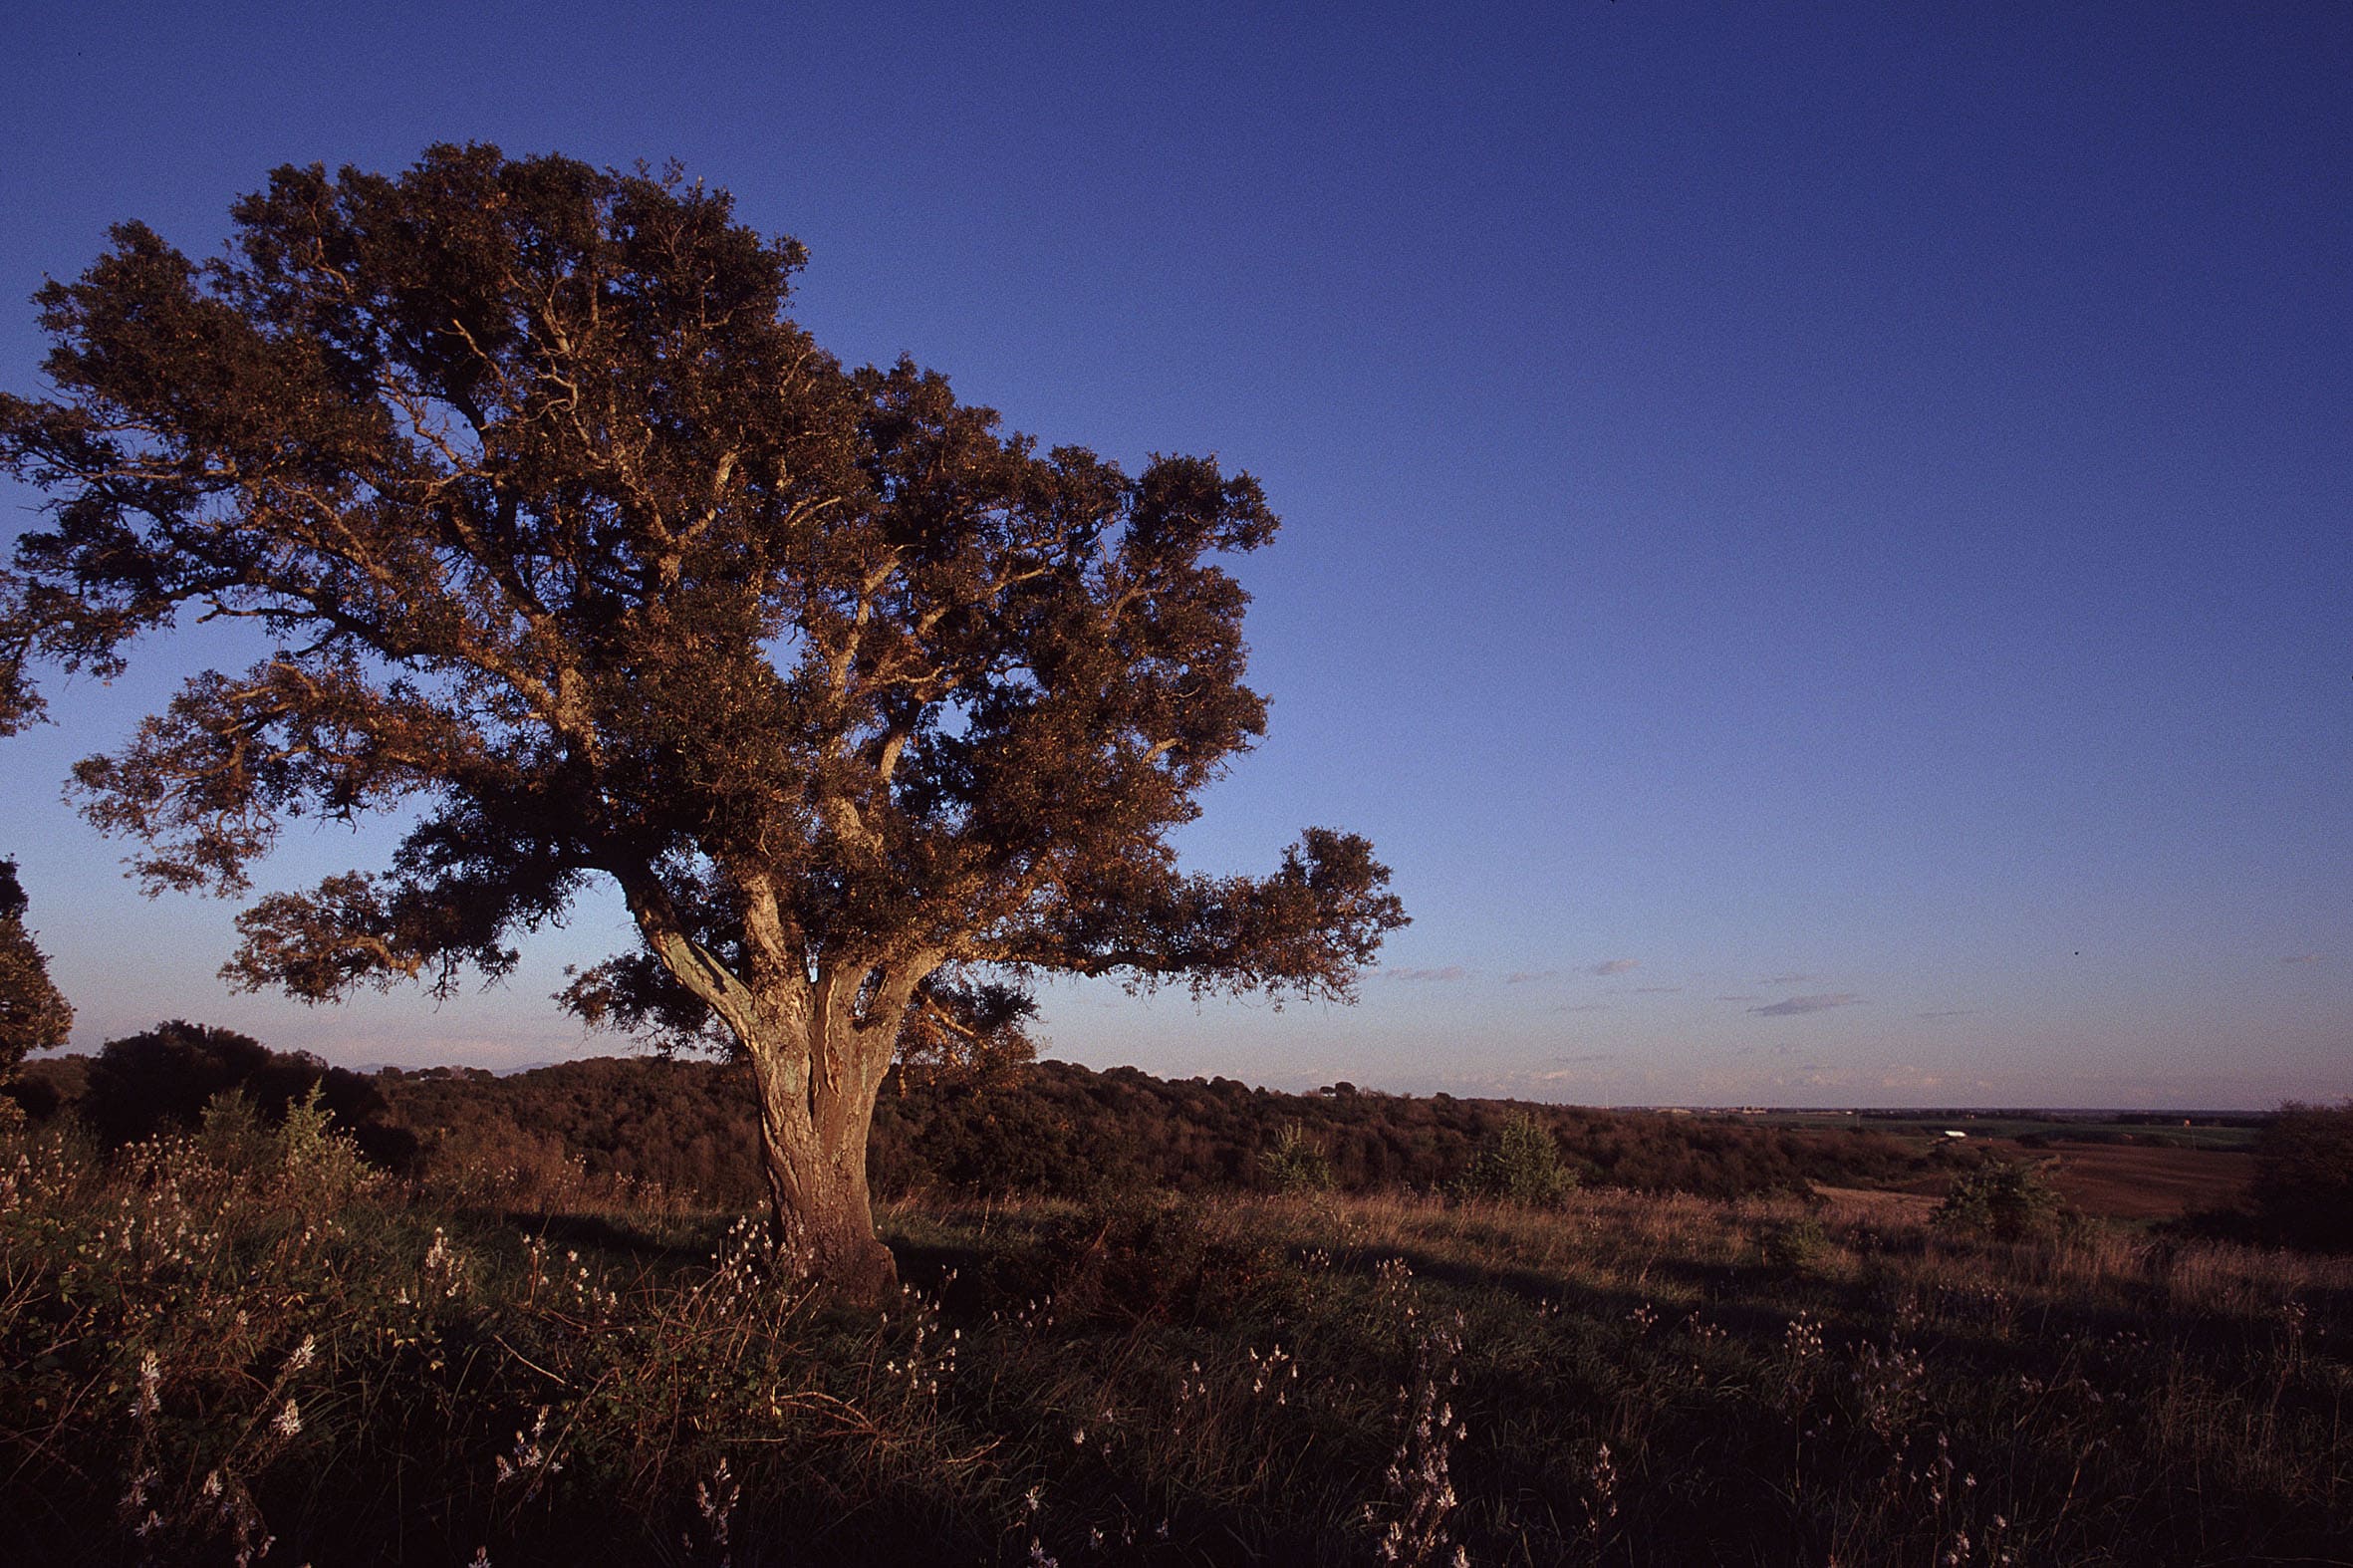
<box><xmin>0</xmin><ymin>858</ymin><xmax>73</xmax><ymax>1085</ymax></box>
<box><xmin>0</xmin><ymin>145</ymin><xmax>1404</xmax><ymax>1297</ymax></box>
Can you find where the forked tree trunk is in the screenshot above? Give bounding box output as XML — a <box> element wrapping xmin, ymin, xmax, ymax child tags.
<box><xmin>739</xmin><ymin>989</ymin><xmax>903</xmax><ymax>1305</ymax></box>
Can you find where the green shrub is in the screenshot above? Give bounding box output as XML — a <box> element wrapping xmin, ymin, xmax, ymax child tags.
<box><xmin>275</xmin><ymin>1083</ymin><xmax>380</xmax><ymax>1209</ymax></box>
<box><xmin>196</xmin><ymin>1086</ymin><xmax>273</xmax><ymax>1170</ymax></box>
<box><xmin>1761</xmin><ymin>1215</ymin><xmax>1831</xmax><ymax>1272</ymax></box>
<box><xmin>1258</xmin><ymin>1122</ymin><xmax>1335</xmax><ymax>1193</ymax></box>
<box><xmin>1935</xmin><ymin>1158</ymin><xmax>2063</xmax><ymax>1241</ymax></box>
<box><xmin>1455</xmin><ymin>1112</ymin><xmax>1578</xmax><ymax>1208</ymax></box>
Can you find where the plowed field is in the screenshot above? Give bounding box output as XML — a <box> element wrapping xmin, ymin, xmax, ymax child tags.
<box><xmin>2019</xmin><ymin>1141</ymin><xmax>2255</xmax><ymax>1218</ymax></box>
<box><xmin>1827</xmin><ymin>1142</ymin><xmax>2256</xmax><ymax>1220</ymax></box>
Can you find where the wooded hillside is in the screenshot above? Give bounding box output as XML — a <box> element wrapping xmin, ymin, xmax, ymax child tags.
<box><xmin>13</xmin><ymin>1037</ymin><xmax>1935</xmax><ymax>1205</ymax></box>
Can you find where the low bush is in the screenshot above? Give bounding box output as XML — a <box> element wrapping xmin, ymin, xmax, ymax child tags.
<box><xmin>1761</xmin><ymin>1214</ymin><xmax>1832</xmax><ymax>1272</ymax></box>
<box><xmin>1935</xmin><ymin>1157</ymin><xmax>2064</xmax><ymax>1241</ymax></box>
<box><xmin>1453</xmin><ymin>1111</ymin><xmax>1578</xmax><ymax>1207</ymax></box>
<box><xmin>1258</xmin><ymin>1121</ymin><xmax>1335</xmax><ymax>1193</ymax></box>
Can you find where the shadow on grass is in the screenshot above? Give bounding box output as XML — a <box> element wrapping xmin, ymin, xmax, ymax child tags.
<box><xmin>446</xmin><ymin>1203</ymin><xmax>723</xmax><ymax>1268</ymax></box>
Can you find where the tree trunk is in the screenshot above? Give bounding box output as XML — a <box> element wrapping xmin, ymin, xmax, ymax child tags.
<box><xmin>740</xmin><ymin>992</ymin><xmax>901</xmax><ymax>1305</ymax></box>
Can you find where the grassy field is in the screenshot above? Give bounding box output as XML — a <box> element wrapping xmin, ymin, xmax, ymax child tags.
<box><xmin>3</xmin><ymin>1118</ymin><xmax>2348</xmax><ymax>1566</ymax></box>
<box><xmin>1844</xmin><ymin>1141</ymin><xmax>2257</xmax><ymax>1223</ymax></box>
<box><xmin>2011</xmin><ymin>1143</ymin><xmax>2257</xmax><ymax>1220</ymax></box>
<box><xmin>1746</xmin><ymin>1111</ymin><xmax>2265</xmax><ymax>1153</ymax></box>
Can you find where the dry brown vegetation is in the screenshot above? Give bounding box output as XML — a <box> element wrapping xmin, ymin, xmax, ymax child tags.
<box><xmin>3</xmin><ymin>1099</ymin><xmax>2347</xmax><ymax>1566</ymax></box>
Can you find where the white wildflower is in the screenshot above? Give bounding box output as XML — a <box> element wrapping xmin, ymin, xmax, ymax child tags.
<box><xmin>131</xmin><ymin>1351</ymin><xmax>162</xmax><ymax>1419</ymax></box>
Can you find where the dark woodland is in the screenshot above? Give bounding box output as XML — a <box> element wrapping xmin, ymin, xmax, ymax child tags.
<box><xmin>12</xmin><ymin>1038</ymin><xmax>1943</xmax><ymax>1206</ymax></box>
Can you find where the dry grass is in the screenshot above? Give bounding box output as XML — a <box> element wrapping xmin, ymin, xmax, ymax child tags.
<box><xmin>3</xmin><ymin>1124</ymin><xmax>2348</xmax><ymax>1565</ymax></box>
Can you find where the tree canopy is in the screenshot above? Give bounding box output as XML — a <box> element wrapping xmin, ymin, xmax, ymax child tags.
<box><xmin>0</xmin><ymin>859</ymin><xmax>73</xmax><ymax>1082</ymax></box>
<box><xmin>0</xmin><ymin>145</ymin><xmax>1404</xmax><ymax>1293</ymax></box>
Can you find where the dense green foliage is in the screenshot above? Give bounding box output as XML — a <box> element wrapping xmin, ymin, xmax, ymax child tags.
<box><xmin>3</xmin><ymin>1117</ymin><xmax>2346</xmax><ymax>1566</ymax></box>
<box><xmin>1256</xmin><ymin>1122</ymin><xmax>1336</xmax><ymax>1194</ymax></box>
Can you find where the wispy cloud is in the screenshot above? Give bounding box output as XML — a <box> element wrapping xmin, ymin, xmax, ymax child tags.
<box><xmin>1714</xmin><ymin>994</ymin><xmax>1760</xmax><ymax>1003</ymax></box>
<box><xmin>1385</xmin><ymin>965</ymin><xmax>1469</xmax><ymax>982</ymax></box>
<box><xmin>1553</xmin><ymin>1002</ymin><xmax>1614</xmax><ymax>1013</ymax></box>
<box><xmin>1750</xmin><ymin>993</ymin><xmax>1862</xmax><ymax>1017</ymax></box>
<box><xmin>2280</xmin><ymin>952</ymin><xmax>2323</xmax><ymax>964</ymax></box>
<box><xmin>1505</xmin><ymin>969</ymin><xmax>1559</xmax><ymax>984</ymax></box>
<box><xmin>1761</xmin><ymin>972</ymin><xmax>1813</xmax><ymax>985</ymax></box>
<box><xmin>1916</xmin><ymin>1008</ymin><xmax>1977</xmax><ymax>1019</ymax></box>
<box><xmin>1591</xmin><ymin>958</ymin><xmax>1639</xmax><ymax>976</ymax></box>
<box><xmin>1553</xmin><ymin>1052</ymin><xmax>1615</xmax><ymax>1066</ymax></box>
<box><xmin>1631</xmin><ymin>985</ymin><xmax>1684</xmax><ymax>994</ymax></box>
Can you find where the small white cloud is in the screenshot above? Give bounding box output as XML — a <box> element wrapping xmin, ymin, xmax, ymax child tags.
<box><xmin>1385</xmin><ymin>964</ymin><xmax>1469</xmax><ymax>982</ymax></box>
<box><xmin>1714</xmin><ymin>994</ymin><xmax>1760</xmax><ymax>1002</ymax></box>
<box><xmin>1591</xmin><ymin>958</ymin><xmax>1639</xmax><ymax>976</ymax></box>
<box><xmin>1630</xmin><ymin>985</ymin><xmax>1684</xmax><ymax>994</ymax></box>
<box><xmin>1505</xmin><ymin>969</ymin><xmax>1559</xmax><ymax>984</ymax></box>
<box><xmin>1750</xmin><ymin>993</ymin><xmax>1862</xmax><ymax>1017</ymax></box>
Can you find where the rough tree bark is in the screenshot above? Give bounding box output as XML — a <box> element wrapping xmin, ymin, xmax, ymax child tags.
<box><xmin>625</xmin><ymin>879</ymin><xmax>936</xmax><ymax>1299</ymax></box>
<box><xmin>743</xmin><ymin>1004</ymin><xmax>901</xmax><ymax>1300</ymax></box>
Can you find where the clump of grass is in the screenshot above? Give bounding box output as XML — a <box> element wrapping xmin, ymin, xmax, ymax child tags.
<box><xmin>1760</xmin><ymin>1214</ymin><xmax>1833</xmax><ymax>1273</ymax></box>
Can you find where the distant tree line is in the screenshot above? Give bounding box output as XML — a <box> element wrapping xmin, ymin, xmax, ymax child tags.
<box><xmin>16</xmin><ymin>1028</ymin><xmax>2345</xmax><ymax>1247</ymax></box>
<box><xmin>9</xmin><ymin>1022</ymin><xmax>415</xmax><ymax>1169</ymax></box>
<box><xmin>867</xmin><ymin>1065</ymin><xmax>1937</xmax><ymax>1201</ymax></box>
<box><xmin>10</xmin><ymin>1027</ymin><xmax>1943</xmax><ymax>1204</ymax></box>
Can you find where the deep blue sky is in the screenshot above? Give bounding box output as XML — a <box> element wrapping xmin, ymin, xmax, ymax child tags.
<box><xmin>3</xmin><ymin>2</ymin><xmax>2345</xmax><ymax>1106</ymax></box>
